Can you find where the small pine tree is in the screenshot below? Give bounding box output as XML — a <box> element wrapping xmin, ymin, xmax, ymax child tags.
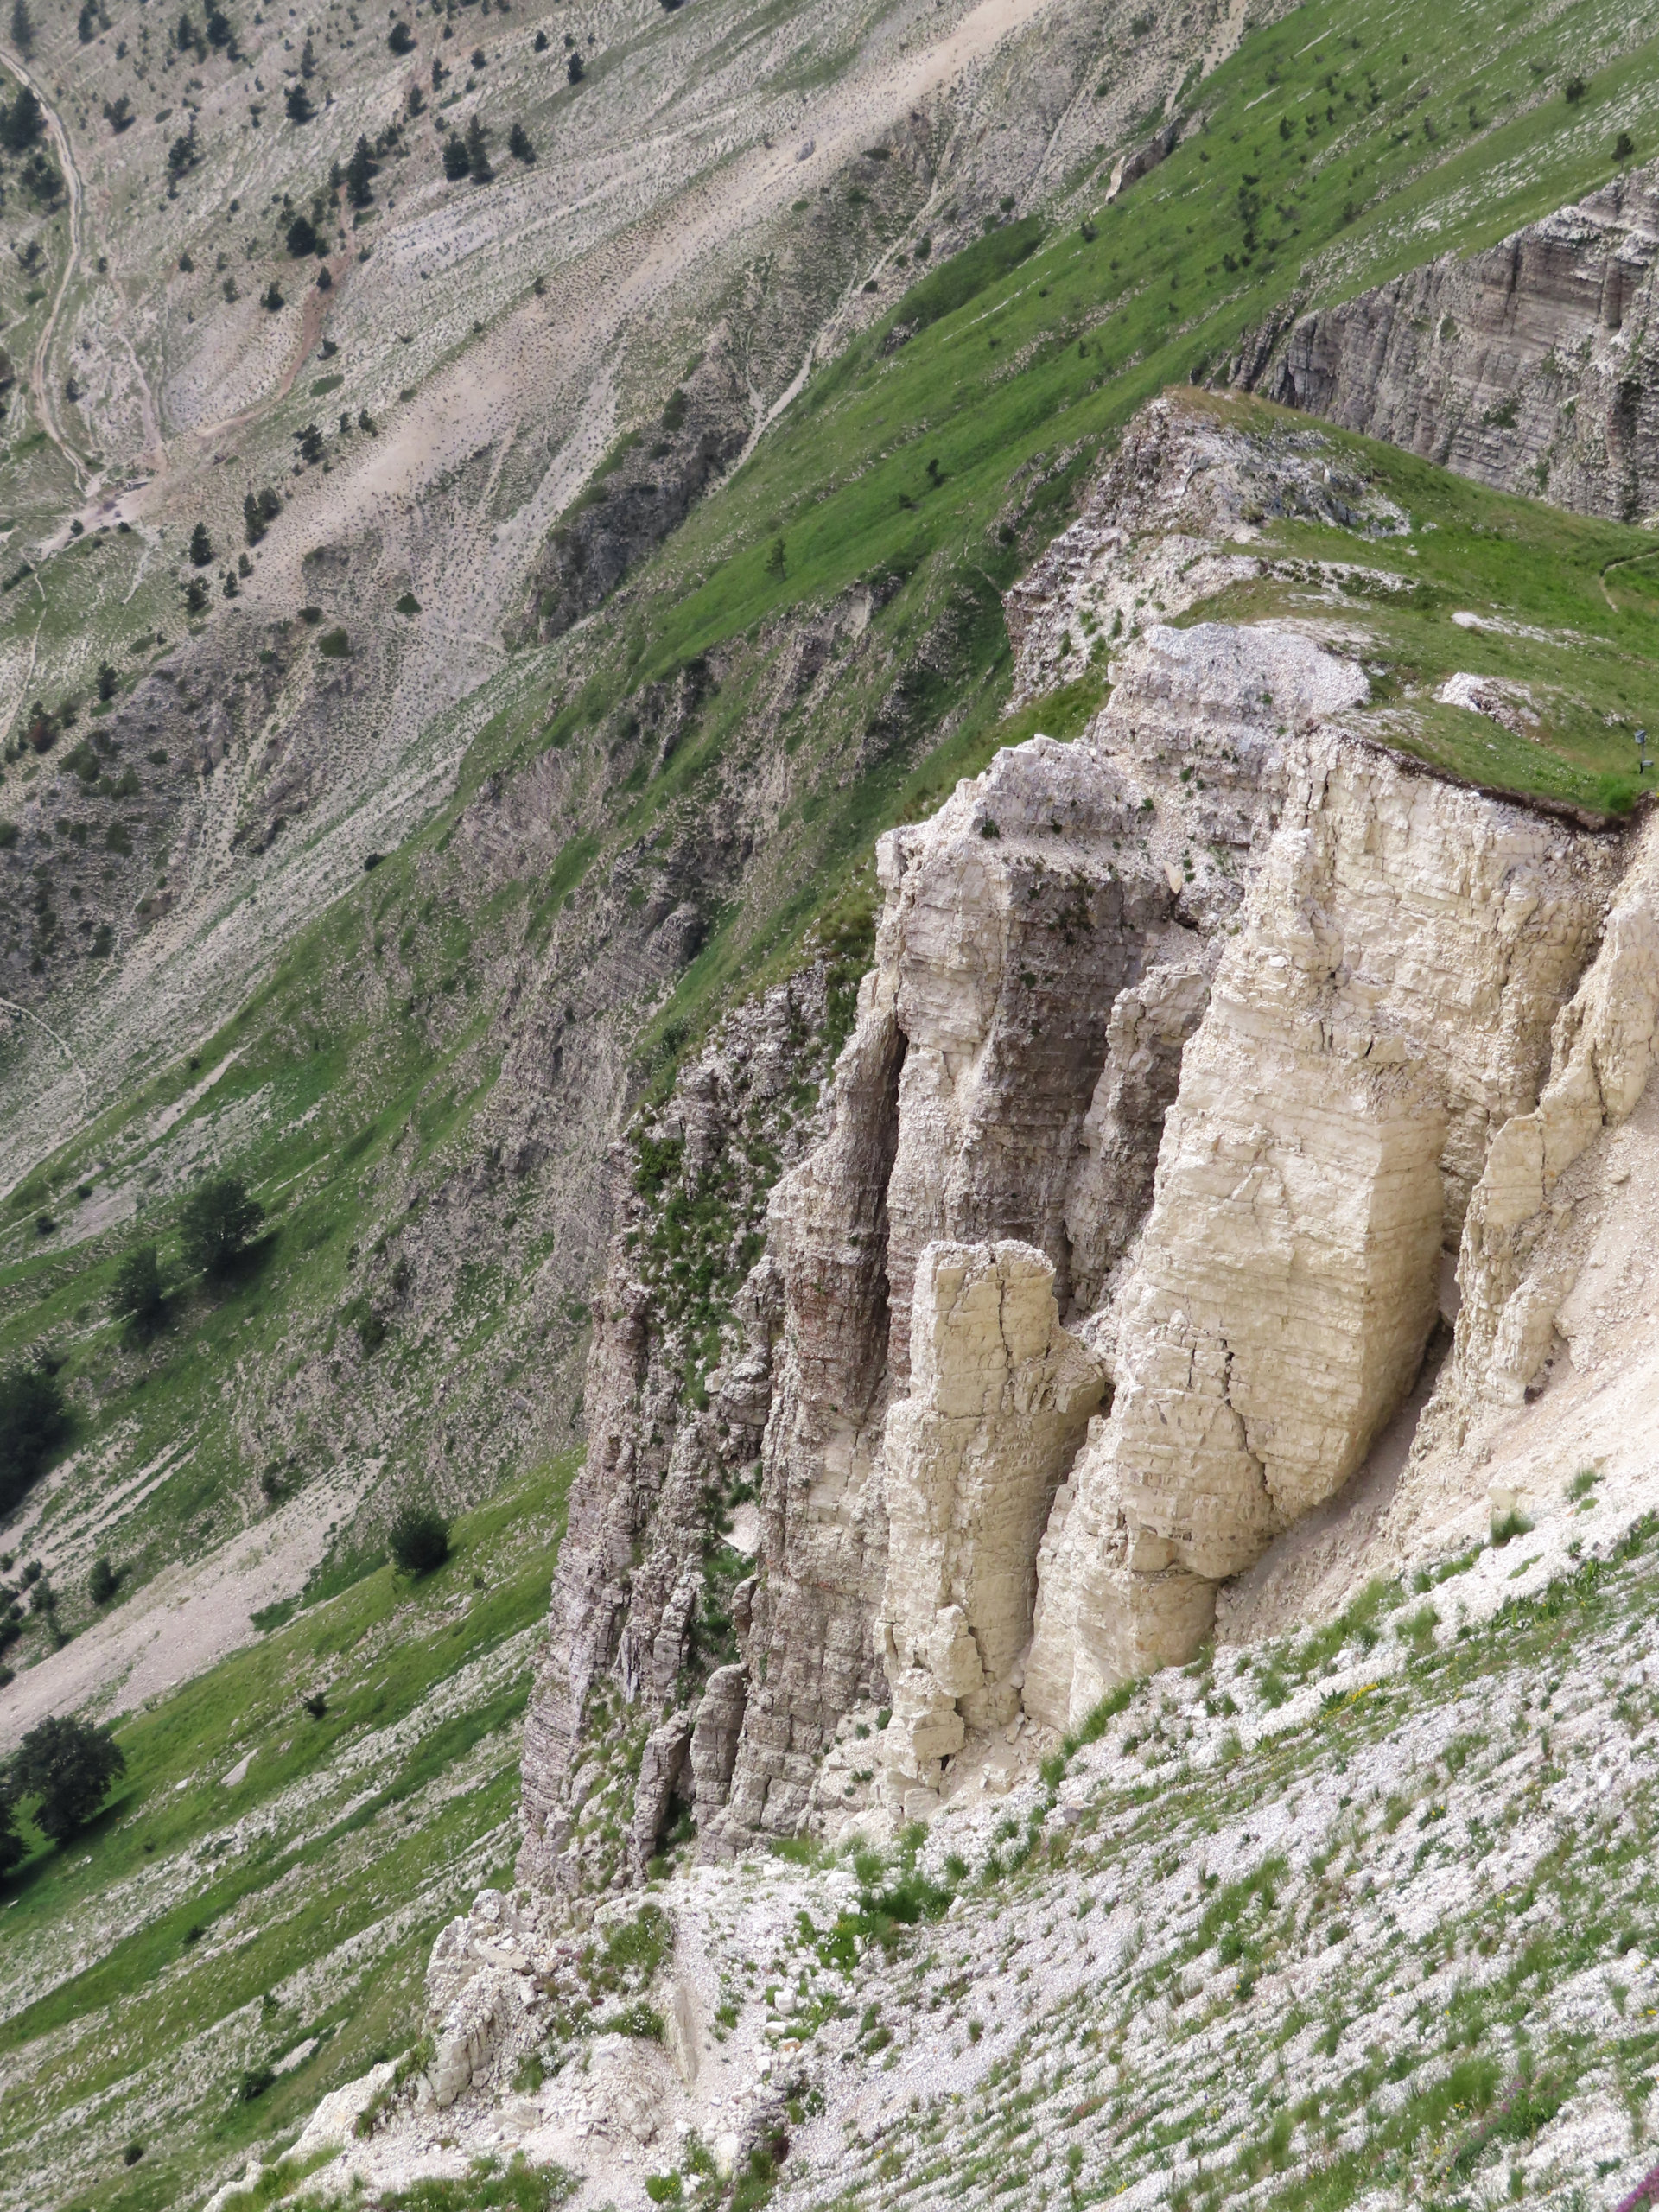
<box><xmin>766</xmin><ymin>537</ymin><xmax>786</xmax><ymax>580</ymax></box>
<box><xmin>184</xmin><ymin>576</ymin><xmax>209</xmax><ymax>613</ymax></box>
<box><xmin>88</xmin><ymin>1555</ymin><xmax>118</xmax><ymax>1605</ymax></box>
<box><xmin>264</xmin><ymin>280</ymin><xmax>285</xmax><ymax>310</ymax></box>
<box><xmin>532</xmin><ymin>27</ymin><xmax>546</xmax><ymax>48</ymax></box>
<box><xmin>10</xmin><ymin>0</ymin><xmax>33</xmax><ymax>54</ymax></box>
<box><xmin>285</xmin><ymin>211</ymin><xmax>319</xmax><ymax>257</ymax></box>
<box><xmin>179</xmin><ymin>1174</ymin><xmax>264</xmax><ymax>1276</ymax></box>
<box><xmin>299</xmin><ymin>31</ymin><xmax>315</xmax><ymax>75</ymax></box>
<box><xmin>97</xmin><ymin>662</ymin><xmax>118</xmax><ymax>701</ymax></box>
<box><xmin>188</xmin><ymin>521</ymin><xmax>213</xmax><ymax>567</ymax></box>
<box><xmin>345</xmin><ymin>132</ymin><xmax>376</xmax><ymax>207</ymax></box>
<box><xmin>442</xmin><ymin>130</ymin><xmax>471</xmax><ymax>181</ymax></box>
<box><xmin>78</xmin><ymin>1</ymin><xmax>95</xmax><ymax>41</ymax></box>
<box><xmin>508</xmin><ymin>119</ymin><xmax>534</xmax><ymax>162</ymax></box>
<box><xmin>388</xmin><ymin>16</ymin><xmax>414</xmax><ymax>51</ymax></box>
<box><xmin>566</xmin><ymin>48</ymin><xmax>583</xmax><ymax>82</ymax></box>
<box><xmin>285</xmin><ymin>81</ymin><xmax>314</xmax><ymax>124</ymax></box>
<box><xmin>2</xmin><ymin>83</ymin><xmax>44</xmax><ymax>152</ymax></box>
<box><xmin>465</xmin><ymin>111</ymin><xmax>492</xmax><ymax>180</ymax></box>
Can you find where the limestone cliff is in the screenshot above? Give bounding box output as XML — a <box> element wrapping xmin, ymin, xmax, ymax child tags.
<box><xmin>519</xmin><ymin>391</ymin><xmax>1650</xmax><ymax>1875</ymax></box>
<box><xmin>1234</xmin><ymin>165</ymin><xmax>1659</xmax><ymax>523</ymax></box>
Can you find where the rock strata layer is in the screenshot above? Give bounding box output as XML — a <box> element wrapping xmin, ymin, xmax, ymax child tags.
<box><xmin>1235</xmin><ymin>165</ymin><xmax>1659</xmax><ymax>523</ymax></box>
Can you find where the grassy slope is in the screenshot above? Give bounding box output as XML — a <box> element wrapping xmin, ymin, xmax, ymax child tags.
<box><xmin>767</xmin><ymin>1516</ymin><xmax>1659</xmax><ymax>2212</ymax></box>
<box><xmin>1176</xmin><ymin>390</ymin><xmax>1659</xmax><ymax>815</ymax></box>
<box><xmin>0</xmin><ymin>1456</ymin><xmax>573</xmax><ymax>2212</ymax></box>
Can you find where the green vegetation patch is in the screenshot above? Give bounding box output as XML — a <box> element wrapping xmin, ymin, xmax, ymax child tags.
<box><xmin>0</xmin><ymin>1455</ymin><xmax>576</xmax><ymax>2212</ymax></box>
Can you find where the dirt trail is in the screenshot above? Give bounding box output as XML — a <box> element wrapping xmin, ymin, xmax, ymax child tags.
<box><xmin>0</xmin><ymin>41</ymin><xmax>90</xmax><ymax>492</ymax></box>
<box><xmin>0</xmin><ymin>991</ymin><xmax>90</xmax><ymax>1125</ymax></box>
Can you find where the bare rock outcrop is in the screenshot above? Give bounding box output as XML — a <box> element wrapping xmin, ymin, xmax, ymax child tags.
<box><xmin>1024</xmin><ymin>738</ymin><xmax>1615</xmax><ymax>1726</ymax></box>
<box><xmin>517</xmin><ymin>334</ymin><xmax>751</xmax><ymax>644</ymax></box>
<box><xmin>878</xmin><ymin>1239</ymin><xmax>1102</xmax><ymax>1805</ymax></box>
<box><xmin>522</xmin><ymin>388</ymin><xmax>1650</xmax><ymax>1877</ymax></box>
<box><xmin>518</xmin><ymin>965</ymin><xmax>845</xmax><ymax>1890</ymax></box>
<box><xmin>1235</xmin><ymin>164</ymin><xmax>1659</xmax><ymax>523</ymax></box>
<box><xmin>1424</xmin><ymin>814</ymin><xmax>1659</xmax><ymax>1433</ymax></box>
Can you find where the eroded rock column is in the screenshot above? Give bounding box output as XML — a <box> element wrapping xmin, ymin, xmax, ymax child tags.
<box><xmin>1026</xmin><ymin>738</ymin><xmax>1614</xmax><ymax>1728</ymax></box>
<box><xmin>877</xmin><ymin>1240</ymin><xmax>1103</xmax><ymax>1805</ymax></box>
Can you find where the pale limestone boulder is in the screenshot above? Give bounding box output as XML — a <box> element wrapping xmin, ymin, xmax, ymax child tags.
<box><xmin>879</xmin><ymin>1240</ymin><xmax>1102</xmax><ymax>1791</ymax></box>
<box><xmin>293</xmin><ymin>2059</ymin><xmax>397</xmax><ymax>2158</ymax></box>
<box><xmin>628</xmin><ymin>1709</ymin><xmax>693</xmax><ymax>1876</ymax></box>
<box><xmin>689</xmin><ymin>1663</ymin><xmax>747</xmax><ymax>1824</ymax></box>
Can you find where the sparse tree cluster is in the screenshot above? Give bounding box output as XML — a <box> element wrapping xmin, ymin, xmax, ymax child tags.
<box><xmin>244</xmin><ymin>486</ymin><xmax>282</xmax><ymax>543</ymax></box>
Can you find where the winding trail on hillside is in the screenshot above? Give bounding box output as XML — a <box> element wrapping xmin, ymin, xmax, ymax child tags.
<box><xmin>0</xmin><ymin>990</ymin><xmax>90</xmax><ymax>1120</ymax></box>
<box><xmin>0</xmin><ymin>41</ymin><xmax>90</xmax><ymax>492</ymax></box>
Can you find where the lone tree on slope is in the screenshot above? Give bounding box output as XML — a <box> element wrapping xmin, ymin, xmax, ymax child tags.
<box><xmin>465</xmin><ymin>111</ymin><xmax>492</xmax><ymax>181</ymax></box>
<box><xmin>345</xmin><ymin>132</ymin><xmax>378</xmax><ymax>207</ymax></box>
<box><xmin>10</xmin><ymin>1716</ymin><xmax>126</xmax><ymax>1843</ymax></box>
<box><xmin>0</xmin><ymin>1363</ymin><xmax>69</xmax><ymax>1516</ymax></box>
<box><xmin>388</xmin><ymin>1503</ymin><xmax>450</xmax><ymax>1576</ymax></box>
<box><xmin>188</xmin><ymin>521</ymin><xmax>213</xmax><ymax>567</ymax></box>
<box><xmin>110</xmin><ymin>1243</ymin><xmax>165</xmax><ymax>1335</ymax></box>
<box><xmin>179</xmin><ymin>1174</ymin><xmax>264</xmax><ymax>1277</ymax></box>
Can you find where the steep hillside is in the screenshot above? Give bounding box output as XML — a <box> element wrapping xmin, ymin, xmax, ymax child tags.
<box><xmin>1236</xmin><ymin>166</ymin><xmax>1659</xmax><ymax>521</ymax></box>
<box><xmin>7</xmin><ymin>0</ymin><xmax>1659</xmax><ymax>1730</ymax></box>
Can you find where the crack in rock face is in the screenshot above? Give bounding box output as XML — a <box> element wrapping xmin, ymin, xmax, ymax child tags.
<box><xmin>876</xmin><ymin>1238</ymin><xmax>1103</xmax><ymax>1812</ymax></box>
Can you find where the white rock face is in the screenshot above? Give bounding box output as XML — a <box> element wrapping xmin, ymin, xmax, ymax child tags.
<box><xmin>292</xmin><ymin>2060</ymin><xmax>397</xmax><ymax>2159</ymax></box>
<box><xmin>525</xmin><ymin>388</ymin><xmax>1657</xmax><ymax>1863</ymax></box>
<box><xmin>1429</xmin><ymin>813</ymin><xmax>1659</xmax><ymax>1425</ymax></box>
<box><xmin>878</xmin><ymin>1241</ymin><xmax>1103</xmax><ymax>1793</ymax></box>
<box><xmin>1024</xmin><ymin>736</ymin><xmax>1613</xmax><ymax>1726</ymax></box>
